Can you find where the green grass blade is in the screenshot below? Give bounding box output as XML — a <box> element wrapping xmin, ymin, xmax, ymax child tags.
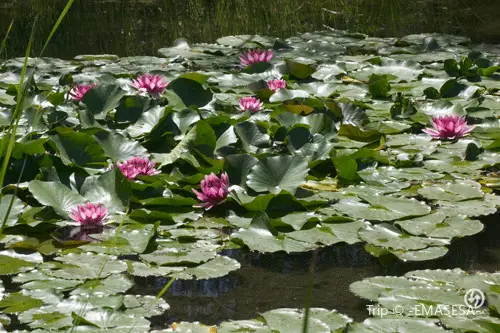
<box><xmin>302</xmin><ymin>250</ymin><xmax>317</xmax><ymax>333</ymax></box>
<box><xmin>127</xmin><ymin>277</ymin><xmax>176</xmax><ymax>333</ymax></box>
<box><xmin>0</xmin><ymin>17</ymin><xmax>37</xmax><ymax>189</ymax></box>
<box><xmin>1</xmin><ymin>0</ymin><xmax>76</xmax><ymax>231</ymax></box>
<box><xmin>0</xmin><ymin>20</ymin><xmax>14</xmax><ymax>58</ymax></box>
<box><xmin>39</xmin><ymin>0</ymin><xmax>75</xmax><ymax>57</ymax></box>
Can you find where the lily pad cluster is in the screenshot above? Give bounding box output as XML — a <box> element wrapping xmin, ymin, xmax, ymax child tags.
<box><xmin>0</xmin><ymin>29</ymin><xmax>500</xmax><ymax>331</ymax></box>
<box><xmin>350</xmin><ymin>268</ymin><xmax>500</xmax><ymax>333</ymax></box>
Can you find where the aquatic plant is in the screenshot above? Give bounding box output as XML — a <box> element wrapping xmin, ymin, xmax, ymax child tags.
<box><xmin>238</xmin><ymin>96</ymin><xmax>263</xmax><ymax>112</ymax></box>
<box><xmin>69</xmin><ymin>83</ymin><xmax>95</xmax><ymax>101</ymax></box>
<box><xmin>131</xmin><ymin>73</ymin><xmax>168</xmax><ymax>95</ymax></box>
<box><xmin>192</xmin><ymin>172</ymin><xmax>230</xmax><ymax>210</ymax></box>
<box><xmin>1</xmin><ymin>27</ymin><xmax>500</xmax><ymax>332</ymax></box>
<box><xmin>70</xmin><ymin>202</ymin><xmax>108</xmax><ymax>225</ymax></box>
<box><xmin>423</xmin><ymin>115</ymin><xmax>473</xmax><ymax>140</ymax></box>
<box><xmin>267</xmin><ymin>79</ymin><xmax>286</xmax><ymax>92</ymax></box>
<box><xmin>239</xmin><ymin>49</ymin><xmax>274</xmax><ymax>67</ymax></box>
<box><xmin>117</xmin><ymin>156</ymin><xmax>160</xmax><ymax>180</ymax></box>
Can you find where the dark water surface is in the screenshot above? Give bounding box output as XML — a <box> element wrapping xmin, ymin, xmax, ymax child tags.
<box><xmin>1</xmin><ymin>0</ymin><xmax>500</xmax><ymax>59</ymax></box>
<box><xmin>133</xmin><ymin>215</ymin><xmax>500</xmax><ymax>327</ymax></box>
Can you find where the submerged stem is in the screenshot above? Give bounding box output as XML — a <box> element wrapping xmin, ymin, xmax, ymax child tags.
<box><xmin>302</xmin><ymin>249</ymin><xmax>317</xmax><ymax>333</ymax></box>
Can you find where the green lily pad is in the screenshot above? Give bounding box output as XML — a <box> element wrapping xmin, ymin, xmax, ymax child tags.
<box><xmin>247</xmin><ymin>155</ymin><xmax>309</xmax><ymax>194</ymax></box>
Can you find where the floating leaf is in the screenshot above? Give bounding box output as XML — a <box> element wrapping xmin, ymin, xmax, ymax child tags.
<box><xmin>247</xmin><ymin>155</ymin><xmax>309</xmax><ymax>194</ymax></box>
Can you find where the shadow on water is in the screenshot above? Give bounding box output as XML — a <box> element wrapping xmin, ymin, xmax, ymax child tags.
<box><xmin>1</xmin><ymin>0</ymin><xmax>500</xmax><ymax>59</ymax></box>
<box><xmin>131</xmin><ymin>214</ymin><xmax>500</xmax><ymax>328</ymax></box>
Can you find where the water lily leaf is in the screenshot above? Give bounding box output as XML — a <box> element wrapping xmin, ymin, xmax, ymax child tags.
<box><xmin>20</xmin><ymin>275</ymin><xmax>82</xmax><ymax>292</ymax></box>
<box><xmin>215</xmin><ymin>125</ymin><xmax>238</xmax><ymax>151</ymax></box>
<box><xmin>300</xmin><ymin>82</ymin><xmax>337</xmax><ymax>98</ymax></box>
<box><xmin>312</xmin><ymin>63</ymin><xmax>347</xmax><ymax>81</ymax></box>
<box><xmin>378</xmin><ymin>287</ymin><xmax>465</xmax><ymax>311</ymax></box>
<box><xmin>261</xmin><ymin>308</ymin><xmax>352</xmax><ymax>333</ymax></box>
<box><xmin>216</xmin><ymin>34</ymin><xmax>275</xmax><ymax>47</ymax></box>
<box><xmin>93</xmin><ymin>131</ymin><xmax>148</xmax><ymax>162</ymax></box>
<box><xmin>416</xmin><ymin>99</ymin><xmax>466</xmax><ymax>117</ymax></box>
<box><xmin>80</xmin><ymin>169</ymin><xmax>131</xmax><ymax>214</ymax></box>
<box><xmin>0</xmin><ymin>293</ymin><xmax>43</xmax><ymax>313</ymax></box>
<box><xmin>140</xmin><ymin>241</ymin><xmax>218</xmax><ymax>265</ymax></box>
<box><xmin>168</xmin><ymin>78</ymin><xmax>213</xmax><ymax>108</ymax></box>
<box><xmin>319</xmin><ymin>220</ymin><xmax>364</xmax><ymax>245</ymax></box>
<box><xmin>70</xmin><ymin>274</ymin><xmax>133</xmax><ymax>296</ymax></box>
<box><xmin>338</xmin><ymin>124</ymin><xmax>381</xmax><ymax>142</ymax></box>
<box><xmin>392</xmin><ymin>246</ymin><xmax>449</xmax><ymax>262</ymax></box>
<box><xmin>329</xmin><ymin>101</ymin><xmax>368</xmax><ymax>127</ymax></box>
<box><xmin>155</xmin><ymin>119</ymin><xmax>216</xmax><ymax>166</ymax></box>
<box><xmin>368</xmin><ymin>74</ymin><xmax>391</xmax><ymax>99</ymax></box>
<box><xmin>126</xmin><ymin>106</ymin><xmax>167</xmax><ymax>138</ymax></box>
<box><xmin>350</xmin><ymin>276</ymin><xmax>431</xmax><ymax>301</ymax></box>
<box><xmin>123</xmin><ymin>294</ymin><xmax>169</xmax><ymax>317</ymax></box>
<box><xmin>242</xmin><ymin>62</ymin><xmax>273</xmax><ymax>74</ymax></box>
<box><xmin>0</xmin><ymin>195</ymin><xmax>25</xmax><ymax>228</ymax></box>
<box><xmin>81</xmin><ymin>84</ymin><xmax>126</xmax><ymax>119</ymax></box>
<box><xmin>358</xmin><ymin>166</ymin><xmax>443</xmax><ymax>184</ymax></box>
<box><xmin>0</xmin><ymin>254</ymin><xmax>36</xmax><ymax>275</ymax></box>
<box><xmin>232</xmin><ymin>211</ymin><xmax>313</xmax><ymax>253</ymax></box>
<box><xmin>285</xmin><ymin>58</ymin><xmax>316</xmax><ymax>79</ymax></box>
<box><xmin>115</xmin><ymin>95</ymin><xmax>152</xmax><ymax>123</ymax></box>
<box><xmin>418</xmin><ymin>180</ymin><xmax>484</xmax><ymax>201</ymax></box>
<box><xmin>333</xmin><ymin>155</ymin><xmax>358</xmax><ymax>181</ymax></box>
<box><xmin>335</xmin><ymin>194</ymin><xmax>430</xmax><ymax>221</ymax></box>
<box><xmin>279</xmin><ymin>211</ymin><xmax>319</xmax><ymax>231</ymax></box>
<box><xmin>436</xmin><ymin>194</ymin><xmax>500</xmax><ymax>217</ymax></box>
<box><xmin>349</xmin><ymin>318</ymin><xmax>448</xmax><ymax>333</ymax></box>
<box><xmin>83</xmin><ymin>223</ymin><xmax>156</xmax><ymax>255</ymax></box>
<box><xmin>385</xmin><ymin>134</ymin><xmax>432</xmax><ymax>147</ymax></box>
<box><xmin>247</xmin><ymin>155</ymin><xmax>309</xmax><ymax>194</ymax></box>
<box><xmin>173</xmin><ymin>256</ymin><xmax>241</xmax><ymax>280</ymax></box>
<box><xmin>78</xmin><ymin>309</ymin><xmax>150</xmax><ymax>331</ymax></box>
<box><xmin>286</xmin><ymin>227</ymin><xmax>340</xmax><ymax>246</ymax></box>
<box><xmin>353</xmin><ymin>58</ymin><xmax>423</xmax><ymax>82</ymax></box>
<box><xmin>49</xmin><ymin>253</ymin><xmax>127</xmax><ymax>279</ymax></box>
<box><xmin>28</xmin><ymin>180</ymin><xmax>86</xmax><ymax>219</ymax></box>
<box><xmin>172</xmin><ymin>108</ymin><xmax>201</xmax><ymax>136</ymax></box>
<box><xmin>50</xmin><ymin>132</ymin><xmax>107</xmax><ymax>167</ymax></box>
<box><xmin>395</xmin><ymin>212</ymin><xmax>482</xmax><ymax>238</ymax></box>
<box><xmin>224</xmin><ymin>154</ymin><xmax>259</xmax><ymax>187</ymax></box>
<box><xmin>269</xmin><ymin>88</ymin><xmax>310</xmax><ymax>102</ymax></box>
<box><xmin>440</xmin><ymin>79</ymin><xmax>473</xmax><ymax>98</ymax></box>
<box><xmin>154</xmin><ymin>121</ymin><xmax>197</xmax><ymax>167</ymax></box>
<box><xmin>127</xmin><ymin>261</ymin><xmax>185</xmax><ymax>277</ymax></box>
<box><xmin>360</xmin><ymin>223</ymin><xmax>447</xmax><ymax>251</ymax></box>
<box><xmin>234</xmin><ymin>121</ymin><xmax>270</xmax><ymax>153</ymax></box>
<box><xmin>440</xmin><ymin>316</ymin><xmax>500</xmax><ymax>333</ymax></box>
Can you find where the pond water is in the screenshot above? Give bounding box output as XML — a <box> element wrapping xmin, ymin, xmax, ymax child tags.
<box><xmin>140</xmin><ymin>215</ymin><xmax>500</xmax><ymax>327</ymax></box>
<box><xmin>1</xmin><ymin>0</ymin><xmax>500</xmax><ymax>59</ymax></box>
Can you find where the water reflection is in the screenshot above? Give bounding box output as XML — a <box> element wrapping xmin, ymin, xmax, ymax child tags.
<box><xmin>51</xmin><ymin>224</ymin><xmax>105</xmax><ymax>244</ymax></box>
<box><xmin>1</xmin><ymin>0</ymin><xmax>500</xmax><ymax>59</ymax></box>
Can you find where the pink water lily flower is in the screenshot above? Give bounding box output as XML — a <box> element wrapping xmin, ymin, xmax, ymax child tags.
<box><xmin>69</xmin><ymin>84</ymin><xmax>95</xmax><ymax>101</ymax></box>
<box><xmin>70</xmin><ymin>203</ymin><xmax>108</xmax><ymax>225</ymax></box>
<box><xmin>192</xmin><ymin>172</ymin><xmax>229</xmax><ymax>210</ymax></box>
<box><xmin>239</xmin><ymin>49</ymin><xmax>274</xmax><ymax>67</ymax></box>
<box><xmin>239</xmin><ymin>96</ymin><xmax>263</xmax><ymax>112</ymax></box>
<box><xmin>131</xmin><ymin>74</ymin><xmax>168</xmax><ymax>95</ymax></box>
<box><xmin>266</xmin><ymin>79</ymin><xmax>286</xmax><ymax>92</ymax></box>
<box><xmin>117</xmin><ymin>157</ymin><xmax>160</xmax><ymax>180</ymax></box>
<box><xmin>423</xmin><ymin>115</ymin><xmax>473</xmax><ymax>140</ymax></box>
